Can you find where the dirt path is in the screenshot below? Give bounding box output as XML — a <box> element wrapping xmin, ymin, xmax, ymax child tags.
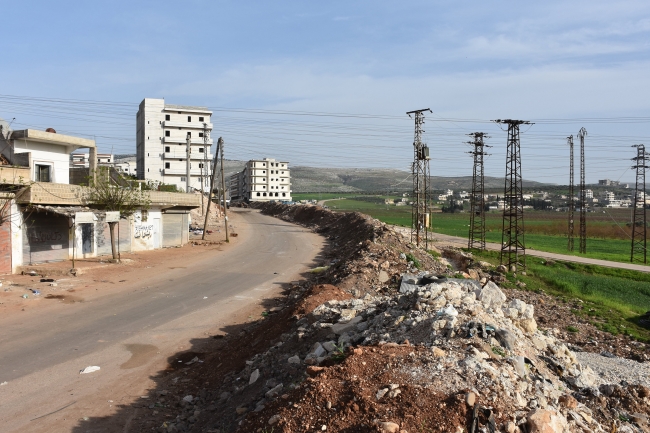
<box><xmin>392</xmin><ymin>226</ymin><xmax>650</xmax><ymax>273</ymax></box>
<box><xmin>0</xmin><ymin>209</ymin><xmax>324</xmax><ymax>433</ymax></box>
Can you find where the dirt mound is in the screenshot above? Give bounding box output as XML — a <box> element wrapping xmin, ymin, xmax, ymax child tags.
<box><xmin>121</xmin><ymin>204</ymin><xmax>650</xmax><ymax>433</ymax></box>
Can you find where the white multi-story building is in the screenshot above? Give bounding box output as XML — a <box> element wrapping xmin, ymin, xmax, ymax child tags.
<box><xmin>136</xmin><ymin>98</ymin><xmax>213</xmax><ymax>192</ymax></box>
<box><xmin>585</xmin><ymin>189</ymin><xmax>593</xmax><ymax>199</ymax></box>
<box><xmin>229</xmin><ymin>158</ymin><xmax>291</xmax><ymax>201</ymax></box>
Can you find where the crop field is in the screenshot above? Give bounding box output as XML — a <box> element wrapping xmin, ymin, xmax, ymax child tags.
<box><xmin>472</xmin><ymin>250</ymin><xmax>650</xmax><ymax>341</ymax></box>
<box><xmin>310</xmin><ymin>195</ymin><xmax>647</xmax><ymax>264</ymax></box>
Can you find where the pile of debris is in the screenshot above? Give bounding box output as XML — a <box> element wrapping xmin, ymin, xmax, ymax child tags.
<box><xmin>142</xmin><ymin>204</ymin><xmax>650</xmax><ymax>433</ymax></box>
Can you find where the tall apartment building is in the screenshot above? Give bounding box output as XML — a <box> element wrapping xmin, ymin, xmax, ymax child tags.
<box><xmin>136</xmin><ymin>98</ymin><xmax>213</xmax><ymax>192</ymax></box>
<box><xmin>229</xmin><ymin>158</ymin><xmax>291</xmax><ymax>202</ymax></box>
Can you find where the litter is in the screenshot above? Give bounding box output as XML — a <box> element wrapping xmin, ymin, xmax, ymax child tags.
<box><xmin>185</xmin><ymin>356</ymin><xmax>200</xmax><ymax>365</ymax></box>
<box><xmin>203</xmin><ymin>296</ymin><xmax>208</xmax><ymax>299</ymax></box>
<box><xmin>0</xmin><ymin>381</ymin><xmax>7</xmax><ymax>386</ymax></box>
<box><xmin>40</xmin><ymin>278</ymin><xmax>55</xmax><ymax>283</ymax></box>
<box><xmin>21</xmin><ymin>294</ymin><xmax>28</xmax><ymax>299</ymax></box>
<box><xmin>31</xmin><ymin>289</ymin><xmax>41</xmax><ymax>295</ymax></box>
<box><xmin>80</xmin><ymin>366</ymin><xmax>101</xmax><ymax>374</ymax></box>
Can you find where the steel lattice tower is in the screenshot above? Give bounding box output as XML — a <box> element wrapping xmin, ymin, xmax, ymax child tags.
<box><xmin>494</xmin><ymin>119</ymin><xmax>532</xmax><ymax>271</ymax></box>
<box><xmin>407</xmin><ymin>108</ymin><xmax>432</xmax><ymax>249</ymax></box>
<box><xmin>567</xmin><ymin>135</ymin><xmax>575</xmax><ymax>251</ymax></box>
<box><xmin>578</xmin><ymin>127</ymin><xmax>587</xmax><ymax>254</ymax></box>
<box><xmin>631</xmin><ymin>144</ymin><xmax>648</xmax><ymax>264</ymax></box>
<box><xmin>468</xmin><ymin>132</ymin><xmax>490</xmax><ymax>250</ymax></box>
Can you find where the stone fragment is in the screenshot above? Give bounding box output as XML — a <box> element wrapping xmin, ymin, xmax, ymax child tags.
<box><xmin>331</xmin><ymin>316</ymin><xmax>363</xmax><ymax>335</ymax></box>
<box><xmin>376</xmin><ymin>388</ymin><xmax>389</xmax><ymax>400</ymax></box>
<box><xmin>526</xmin><ymin>409</ymin><xmax>567</xmax><ymax>433</ymax></box>
<box><xmin>465</xmin><ymin>391</ymin><xmax>476</xmax><ymax>407</ymax></box>
<box><xmin>322</xmin><ymin>341</ymin><xmax>337</xmax><ymax>352</ymax></box>
<box><xmin>266</xmin><ymin>384</ymin><xmax>283</xmax><ymax>399</ymax></box>
<box><xmin>379</xmin><ymin>421</ymin><xmax>400</xmax><ymax>433</ymax></box>
<box><xmin>558</xmin><ymin>394</ymin><xmax>577</xmax><ymax>409</ymax></box>
<box><xmin>495</xmin><ymin>329</ymin><xmax>516</xmax><ymax>350</ymax></box>
<box><xmin>378</xmin><ymin>270</ymin><xmax>390</xmax><ymax>283</ymax></box>
<box><xmin>235</xmin><ymin>406</ymin><xmax>247</xmax><ymax>415</ymax></box>
<box><xmin>268</xmin><ymin>414</ymin><xmax>281</xmax><ymax>425</ymax></box>
<box><xmin>249</xmin><ymin>369</ymin><xmax>260</xmax><ymax>384</ymax></box>
<box><xmin>432</xmin><ymin>347</ymin><xmax>445</xmax><ymax>357</ymax></box>
<box><xmin>306</xmin><ymin>366</ymin><xmax>326</xmax><ymax>377</ymax></box>
<box><xmin>518</xmin><ymin>318</ymin><xmax>538</xmax><ymax>333</ymax></box>
<box><xmin>476</xmin><ymin>281</ymin><xmax>507</xmax><ymax>308</ymax></box>
<box><xmin>288</xmin><ymin>355</ymin><xmax>301</xmax><ymax>364</ymax></box>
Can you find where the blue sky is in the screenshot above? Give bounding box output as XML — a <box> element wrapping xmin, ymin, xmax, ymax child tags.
<box><xmin>2</xmin><ymin>0</ymin><xmax>650</xmax><ymax>184</ymax></box>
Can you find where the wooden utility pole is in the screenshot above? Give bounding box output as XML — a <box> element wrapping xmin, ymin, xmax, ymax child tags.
<box><xmin>202</xmin><ymin>137</ymin><xmax>221</xmax><ymax>240</ymax></box>
<box><xmin>220</xmin><ymin>140</ymin><xmax>229</xmax><ymax>242</ymax></box>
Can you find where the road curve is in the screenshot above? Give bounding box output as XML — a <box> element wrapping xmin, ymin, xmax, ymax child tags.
<box><xmin>0</xmin><ymin>209</ymin><xmax>323</xmax><ymax>432</ymax></box>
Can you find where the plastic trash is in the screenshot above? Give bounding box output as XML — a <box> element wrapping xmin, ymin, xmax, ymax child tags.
<box><xmin>0</xmin><ymin>381</ymin><xmax>7</xmax><ymax>386</ymax></box>
<box><xmin>31</xmin><ymin>289</ymin><xmax>41</xmax><ymax>295</ymax></box>
<box><xmin>21</xmin><ymin>294</ymin><xmax>28</xmax><ymax>299</ymax></box>
<box><xmin>80</xmin><ymin>366</ymin><xmax>101</xmax><ymax>374</ymax></box>
<box><xmin>438</xmin><ymin>305</ymin><xmax>459</xmax><ymax>318</ymax></box>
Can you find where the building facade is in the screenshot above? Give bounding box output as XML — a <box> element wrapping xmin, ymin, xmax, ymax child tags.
<box><xmin>136</xmin><ymin>98</ymin><xmax>213</xmax><ymax>193</ymax></box>
<box><xmin>229</xmin><ymin>158</ymin><xmax>291</xmax><ymax>202</ymax></box>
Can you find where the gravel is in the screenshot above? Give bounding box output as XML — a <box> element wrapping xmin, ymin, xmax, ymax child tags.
<box><xmin>574</xmin><ymin>351</ymin><xmax>650</xmax><ymax>387</ymax></box>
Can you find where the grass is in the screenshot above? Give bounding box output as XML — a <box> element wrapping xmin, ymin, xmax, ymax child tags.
<box><xmin>471</xmin><ymin>249</ymin><xmax>650</xmax><ymax>342</ymax></box>
<box><xmin>319</xmin><ymin>197</ymin><xmax>648</xmax><ymax>265</ymax></box>
<box><xmin>404</xmin><ymin>253</ymin><xmax>421</xmax><ymax>269</ymax></box>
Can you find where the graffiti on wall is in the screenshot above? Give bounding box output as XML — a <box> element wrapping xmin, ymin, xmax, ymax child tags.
<box><xmin>134</xmin><ymin>224</ymin><xmax>154</xmax><ymax>239</ymax></box>
<box><xmin>27</xmin><ymin>230</ymin><xmax>65</xmax><ymax>243</ymax></box>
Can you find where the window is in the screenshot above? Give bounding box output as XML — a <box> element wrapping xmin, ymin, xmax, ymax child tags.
<box><xmin>199</xmin><ymin>147</ymin><xmax>204</xmax><ymax>153</ymax></box>
<box><xmin>263</xmin><ymin>193</ymin><xmax>267</xmax><ymax>197</ymax></box>
<box><xmin>165</xmin><ymin>114</ymin><xmax>170</xmax><ymax>121</ymax></box>
<box><xmin>142</xmin><ymin>210</ymin><xmax>148</xmax><ymax>222</ymax></box>
<box><xmin>187</xmin><ymin>116</ymin><xmax>191</xmax><ymax>122</ymax></box>
<box><xmin>275</xmin><ymin>193</ymin><xmax>279</xmax><ymax>197</ymax></box>
<box><xmin>198</xmin><ymin>132</ymin><xmax>203</xmax><ymax>138</ymax></box>
<box><xmin>187</xmin><ymin>132</ymin><xmax>191</xmax><ymax>137</ymax></box>
<box><xmin>257</xmin><ymin>192</ymin><xmax>260</xmax><ymax>197</ymax></box>
<box><xmin>165</xmin><ymin>131</ymin><xmax>170</xmax><ymax>137</ymax></box>
<box><xmin>199</xmin><ymin>163</ymin><xmax>204</xmax><ymax>168</ymax></box>
<box><xmin>147</xmin><ymin>153</ymin><xmax>149</xmax><ymax>156</ymax></box>
<box><xmin>263</xmin><ymin>170</ymin><xmax>266</xmax><ymax>173</ymax></box>
<box><xmin>282</xmin><ymin>193</ymin><xmax>286</xmax><ymax>197</ymax></box>
<box><xmin>165</xmin><ymin>146</ymin><xmax>170</xmax><ymax>152</ymax></box>
<box><xmin>35</xmin><ymin>164</ymin><xmax>51</xmax><ymax>182</ymax></box>
<box><xmin>181</xmin><ymin>176</ymin><xmax>186</xmax><ymax>181</ymax></box>
<box><xmin>199</xmin><ymin>116</ymin><xmax>204</xmax><ymax>122</ymax></box>
<box><xmin>165</xmin><ymin>162</ymin><xmax>170</xmax><ymax>169</ymax></box>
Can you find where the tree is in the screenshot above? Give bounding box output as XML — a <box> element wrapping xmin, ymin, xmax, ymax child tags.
<box><xmin>86</xmin><ymin>167</ymin><xmax>150</xmax><ymax>260</ymax></box>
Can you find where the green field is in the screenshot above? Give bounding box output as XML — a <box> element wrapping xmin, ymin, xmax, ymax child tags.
<box><xmin>472</xmin><ymin>250</ymin><xmax>650</xmax><ymax>341</ymax></box>
<box><xmin>317</xmin><ymin>196</ymin><xmax>647</xmax><ymax>265</ymax></box>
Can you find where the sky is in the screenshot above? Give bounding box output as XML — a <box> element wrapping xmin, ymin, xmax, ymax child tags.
<box><xmin>1</xmin><ymin>0</ymin><xmax>650</xmax><ymax>184</ymax></box>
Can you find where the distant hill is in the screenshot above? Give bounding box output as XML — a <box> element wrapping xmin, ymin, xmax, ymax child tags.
<box><xmin>117</xmin><ymin>155</ymin><xmax>552</xmax><ymax>192</ymax></box>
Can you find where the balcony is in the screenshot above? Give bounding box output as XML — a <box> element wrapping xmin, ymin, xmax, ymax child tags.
<box><xmin>0</xmin><ymin>166</ymin><xmax>32</xmax><ymax>185</ymax></box>
<box><xmin>162</xmin><ymin>151</ymin><xmax>213</xmax><ymax>160</ymax></box>
<box><xmin>163</xmin><ymin>168</ymin><xmax>209</xmax><ymax>176</ymax></box>
<box><xmin>163</xmin><ymin>121</ymin><xmax>213</xmax><ymax>130</ymax></box>
<box><xmin>163</xmin><ymin>137</ymin><xmax>213</xmax><ymax>145</ymax></box>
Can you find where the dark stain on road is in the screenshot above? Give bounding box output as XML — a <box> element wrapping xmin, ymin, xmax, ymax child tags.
<box><xmin>45</xmin><ymin>294</ymin><xmax>83</xmax><ymax>304</ymax></box>
<box><xmin>121</xmin><ymin>344</ymin><xmax>159</xmax><ymax>369</ymax></box>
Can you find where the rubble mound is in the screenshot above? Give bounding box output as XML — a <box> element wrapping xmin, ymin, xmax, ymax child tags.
<box><xmin>233</xmin><ymin>276</ymin><xmax>650</xmax><ymax>433</ymax></box>
<box><xmin>255</xmin><ymin>202</ymin><xmax>447</xmax><ymax>292</ymax></box>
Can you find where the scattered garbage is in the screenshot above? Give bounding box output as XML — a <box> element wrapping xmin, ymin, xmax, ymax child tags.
<box><xmin>0</xmin><ymin>381</ymin><xmax>7</xmax><ymax>386</ymax></box>
<box><xmin>40</xmin><ymin>278</ymin><xmax>55</xmax><ymax>283</ymax></box>
<box><xmin>79</xmin><ymin>366</ymin><xmax>101</xmax><ymax>374</ymax></box>
<box><xmin>30</xmin><ymin>289</ymin><xmax>41</xmax><ymax>295</ymax></box>
<box><xmin>21</xmin><ymin>294</ymin><xmax>28</xmax><ymax>299</ymax></box>
<box><xmin>185</xmin><ymin>356</ymin><xmax>201</xmax><ymax>365</ymax></box>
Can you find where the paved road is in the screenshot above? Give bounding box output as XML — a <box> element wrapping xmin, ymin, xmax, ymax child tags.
<box><xmin>429</xmin><ymin>231</ymin><xmax>650</xmax><ymax>273</ymax></box>
<box><xmin>0</xmin><ymin>209</ymin><xmax>323</xmax><ymax>432</ymax></box>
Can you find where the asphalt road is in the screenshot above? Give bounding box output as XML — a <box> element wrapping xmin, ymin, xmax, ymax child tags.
<box><xmin>0</xmin><ymin>209</ymin><xmax>323</xmax><ymax>432</ymax></box>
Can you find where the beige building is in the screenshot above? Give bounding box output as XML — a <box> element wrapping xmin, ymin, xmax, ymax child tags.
<box><xmin>136</xmin><ymin>98</ymin><xmax>213</xmax><ymax>192</ymax></box>
<box><xmin>230</xmin><ymin>158</ymin><xmax>291</xmax><ymax>202</ymax></box>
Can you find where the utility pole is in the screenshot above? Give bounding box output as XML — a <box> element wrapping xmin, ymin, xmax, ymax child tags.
<box><xmin>631</xmin><ymin>144</ymin><xmax>648</xmax><ymax>263</ymax></box>
<box><xmin>467</xmin><ymin>132</ymin><xmax>490</xmax><ymax>250</ymax></box>
<box><xmin>186</xmin><ymin>132</ymin><xmax>192</xmax><ymax>193</ymax></box>
<box><xmin>202</xmin><ymin>137</ymin><xmax>221</xmax><ymax>240</ymax></box>
<box><xmin>406</xmin><ymin>108</ymin><xmax>432</xmax><ymax>249</ymax></box>
<box><xmin>578</xmin><ymin>127</ymin><xmax>587</xmax><ymax>254</ymax></box>
<box><xmin>567</xmin><ymin>135</ymin><xmax>575</xmax><ymax>251</ymax></box>
<box><xmin>494</xmin><ymin>119</ymin><xmax>532</xmax><ymax>271</ymax></box>
<box><xmin>220</xmin><ymin>139</ymin><xmax>229</xmax><ymax>242</ymax></box>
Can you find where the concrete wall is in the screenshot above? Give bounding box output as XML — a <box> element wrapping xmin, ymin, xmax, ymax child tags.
<box><xmin>130</xmin><ymin>208</ymin><xmax>162</xmax><ymax>251</ymax></box>
<box><xmin>10</xmin><ymin>202</ymin><xmax>22</xmax><ymax>272</ymax></box>
<box><xmin>13</xmin><ymin>140</ymin><xmax>71</xmax><ymax>184</ymax></box>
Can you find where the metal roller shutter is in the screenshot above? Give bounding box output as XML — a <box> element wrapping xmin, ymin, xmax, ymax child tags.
<box><xmin>23</xmin><ymin>212</ymin><xmax>70</xmax><ymax>264</ymax></box>
<box><xmin>162</xmin><ymin>213</ymin><xmax>182</xmax><ymax>247</ymax></box>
